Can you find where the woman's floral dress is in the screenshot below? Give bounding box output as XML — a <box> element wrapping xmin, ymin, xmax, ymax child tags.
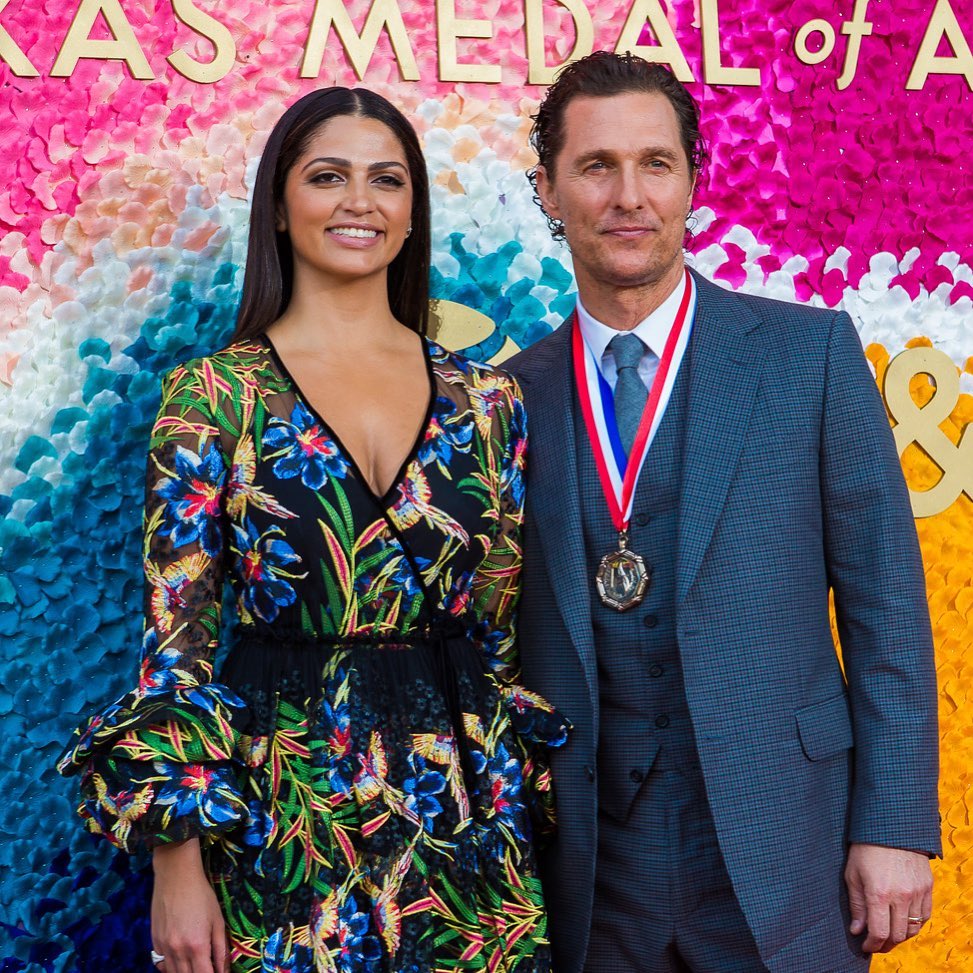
<box><xmin>57</xmin><ymin>337</ymin><xmax>568</xmax><ymax>973</ymax></box>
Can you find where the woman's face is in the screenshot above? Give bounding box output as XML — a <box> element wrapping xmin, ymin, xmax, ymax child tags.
<box><xmin>278</xmin><ymin>114</ymin><xmax>413</xmax><ymax>289</ymax></box>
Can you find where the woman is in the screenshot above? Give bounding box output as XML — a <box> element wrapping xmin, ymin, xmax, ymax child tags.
<box><xmin>57</xmin><ymin>87</ymin><xmax>568</xmax><ymax>973</ymax></box>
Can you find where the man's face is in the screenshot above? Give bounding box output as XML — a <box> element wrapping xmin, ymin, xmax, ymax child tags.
<box><xmin>536</xmin><ymin>91</ymin><xmax>695</xmax><ymax>297</ymax></box>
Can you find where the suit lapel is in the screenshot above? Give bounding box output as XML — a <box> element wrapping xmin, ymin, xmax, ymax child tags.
<box><xmin>677</xmin><ymin>272</ymin><xmax>765</xmax><ymax>606</ymax></box>
<box><xmin>518</xmin><ymin>323</ymin><xmax>597</xmax><ymax>697</ymax></box>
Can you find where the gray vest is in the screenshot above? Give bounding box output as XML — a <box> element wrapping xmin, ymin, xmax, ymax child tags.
<box><xmin>575</xmin><ymin>356</ymin><xmax>700</xmax><ymax>824</ymax></box>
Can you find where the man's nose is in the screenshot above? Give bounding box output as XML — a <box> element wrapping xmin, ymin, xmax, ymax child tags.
<box><xmin>613</xmin><ymin>165</ymin><xmax>644</xmax><ymax>212</ymax></box>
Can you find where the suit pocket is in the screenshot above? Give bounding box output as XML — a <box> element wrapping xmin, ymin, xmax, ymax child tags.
<box><xmin>795</xmin><ymin>692</ymin><xmax>853</xmax><ymax>761</ymax></box>
<box><xmin>597</xmin><ymin>736</ymin><xmax>660</xmax><ymax>824</ymax></box>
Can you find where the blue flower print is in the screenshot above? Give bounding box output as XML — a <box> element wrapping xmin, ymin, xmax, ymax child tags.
<box><xmin>155</xmin><ymin>443</ymin><xmax>226</xmax><ymax>556</ymax></box>
<box><xmin>418</xmin><ymin>396</ymin><xmax>474</xmax><ymax>475</ymax></box>
<box><xmin>154</xmin><ymin>761</ymin><xmax>245</xmax><ymax>829</ymax></box>
<box><xmin>242</xmin><ymin>797</ymin><xmax>273</xmax><ymax>848</ymax></box>
<box><xmin>321</xmin><ymin>697</ymin><xmax>354</xmax><ymax>797</ymax></box>
<box><xmin>231</xmin><ymin>518</ymin><xmax>303</xmax><ymax>623</ymax></box>
<box><xmin>337</xmin><ymin>897</ymin><xmax>382</xmax><ymax>973</ymax></box>
<box><xmin>403</xmin><ymin>754</ymin><xmax>448</xmax><ymax>832</ymax></box>
<box><xmin>468</xmin><ymin>618</ymin><xmax>506</xmax><ymax>674</ymax></box>
<box><xmin>262</xmin><ymin>927</ymin><xmax>314</xmax><ymax>973</ymax></box>
<box><xmin>486</xmin><ymin>742</ymin><xmax>526</xmax><ymax>837</ymax></box>
<box><xmin>500</xmin><ymin>396</ymin><xmax>527</xmax><ymax>509</ymax></box>
<box><xmin>137</xmin><ymin>629</ymin><xmax>179</xmax><ymax>694</ymax></box>
<box><xmin>263</xmin><ymin>401</ymin><xmax>349</xmax><ymax>490</ymax></box>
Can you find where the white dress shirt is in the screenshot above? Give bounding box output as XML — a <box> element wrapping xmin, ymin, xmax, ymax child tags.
<box><xmin>576</xmin><ymin>271</ymin><xmax>696</xmax><ymax>456</ymax></box>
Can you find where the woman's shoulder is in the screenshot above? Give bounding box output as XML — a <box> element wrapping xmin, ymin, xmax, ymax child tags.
<box><xmin>427</xmin><ymin>338</ymin><xmax>524</xmax><ymax>401</ymax></box>
<box><xmin>162</xmin><ymin>337</ymin><xmax>278</xmax><ymax>401</ymax></box>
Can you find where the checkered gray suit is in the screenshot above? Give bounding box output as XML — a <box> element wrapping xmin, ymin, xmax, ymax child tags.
<box><xmin>506</xmin><ymin>270</ymin><xmax>940</xmax><ymax>973</ymax></box>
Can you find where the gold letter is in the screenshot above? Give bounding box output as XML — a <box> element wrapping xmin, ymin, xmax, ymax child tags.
<box><xmin>906</xmin><ymin>0</ymin><xmax>972</xmax><ymax>91</ymax></box>
<box><xmin>0</xmin><ymin>0</ymin><xmax>38</xmax><ymax>76</ymax></box>
<box><xmin>525</xmin><ymin>0</ymin><xmax>594</xmax><ymax>85</ymax></box>
<box><xmin>301</xmin><ymin>0</ymin><xmax>418</xmax><ymax>80</ymax></box>
<box><xmin>167</xmin><ymin>0</ymin><xmax>235</xmax><ymax>83</ymax></box>
<box><xmin>436</xmin><ymin>0</ymin><xmax>501</xmax><ymax>83</ymax></box>
<box><xmin>836</xmin><ymin>0</ymin><xmax>873</xmax><ymax>89</ymax></box>
<box><xmin>700</xmin><ymin>0</ymin><xmax>760</xmax><ymax>85</ymax></box>
<box><xmin>51</xmin><ymin>0</ymin><xmax>154</xmax><ymax>78</ymax></box>
<box><xmin>794</xmin><ymin>19</ymin><xmax>836</xmax><ymax>65</ymax></box>
<box><xmin>615</xmin><ymin>0</ymin><xmax>694</xmax><ymax>83</ymax></box>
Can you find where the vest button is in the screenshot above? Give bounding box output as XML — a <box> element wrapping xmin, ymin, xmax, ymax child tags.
<box><xmin>583</xmin><ymin>764</ymin><xmax>595</xmax><ymax>782</ymax></box>
<box><xmin>655</xmin><ymin>714</ymin><xmax>670</xmax><ymax>729</ymax></box>
<box><xmin>643</xmin><ymin>614</ymin><xmax>659</xmax><ymax>629</ymax></box>
<box><xmin>649</xmin><ymin>663</ymin><xmax>664</xmax><ymax>678</ymax></box>
<box><xmin>629</xmin><ymin>768</ymin><xmax>644</xmax><ymax>783</ymax></box>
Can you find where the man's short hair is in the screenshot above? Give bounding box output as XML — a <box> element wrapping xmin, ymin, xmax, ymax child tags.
<box><xmin>528</xmin><ymin>52</ymin><xmax>707</xmax><ymax>241</ymax></box>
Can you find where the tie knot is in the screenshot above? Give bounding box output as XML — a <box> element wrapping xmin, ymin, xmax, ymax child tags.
<box><xmin>609</xmin><ymin>332</ymin><xmax>645</xmax><ymax>372</ymax></box>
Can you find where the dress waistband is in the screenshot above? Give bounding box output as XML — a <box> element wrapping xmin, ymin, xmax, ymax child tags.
<box><xmin>234</xmin><ymin>617</ymin><xmax>469</xmax><ymax>649</ymax></box>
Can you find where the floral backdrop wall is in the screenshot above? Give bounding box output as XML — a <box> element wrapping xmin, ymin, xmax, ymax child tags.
<box><xmin>1</xmin><ymin>0</ymin><xmax>970</xmax><ymax>970</ymax></box>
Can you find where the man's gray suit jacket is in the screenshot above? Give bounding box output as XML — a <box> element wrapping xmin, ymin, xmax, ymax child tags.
<box><xmin>506</xmin><ymin>270</ymin><xmax>941</xmax><ymax>973</ymax></box>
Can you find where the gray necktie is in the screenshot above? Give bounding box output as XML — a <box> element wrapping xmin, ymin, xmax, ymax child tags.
<box><xmin>609</xmin><ymin>332</ymin><xmax>648</xmax><ymax>453</ymax></box>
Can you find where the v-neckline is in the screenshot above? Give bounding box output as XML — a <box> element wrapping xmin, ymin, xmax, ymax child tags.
<box><xmin>261</xmin><ymin>333</ymin><xmax>438</xmax><ymax>507</ymax></box>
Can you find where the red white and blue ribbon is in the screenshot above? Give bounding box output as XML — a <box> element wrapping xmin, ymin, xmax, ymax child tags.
<box><xmin>572</xmin><ymin>269</ymin><xmax>694</xmax><ymax>532</ymax></box>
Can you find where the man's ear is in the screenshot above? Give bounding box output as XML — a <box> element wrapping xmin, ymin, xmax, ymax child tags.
<box><xmin>534</xmin><ymin>165</ymin><xmax>560</xmax><ymax>222</ymax></box>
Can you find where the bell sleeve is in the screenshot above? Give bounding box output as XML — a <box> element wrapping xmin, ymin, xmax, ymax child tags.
<box><xmin>56</xmin><ymin>361</ymin><xmax>251</xmax><ymax>851</ymax></box>
<box><xmin>467</xmin><ymin>371</ymin><xmax>570</xmax><ymax>836</ymax></box>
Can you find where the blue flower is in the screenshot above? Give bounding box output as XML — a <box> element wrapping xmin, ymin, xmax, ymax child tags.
<box><xmin>231</xmin><ymin>518</ymin><xmax>302</xmax><ymax>623</ymax></box>
<box><xmin>154</xmin><ymin>762</ymin><xmax>244</xmax><ymax>829</ymax></box>
<box><xmin>468</xmin><ymin>618</ymin><xmax>506</xmax><ymax>673</ymax></box>
<box><xmin>154</xmin><ymin>444</ymin><xmax>226</xmax><ymax>556</ymax></box>
<box><xmin>337</xmin><ymin>897</ymin><xmax>382</xmax><ymax>973</ymax></box>
<box><xmin>320</xmin><ymin>697</ymin><xmax>354</xmax><ymax>797</ymax></box>
<box><xmin>403</xmin><ymin>755</ymin><xmax>447</xmax><ymax>832</ymax></box>
<box><xmin>262</xmin><ymin>927</ymin><xmax>314</xmax><ymax>972</ymax></box>
<box><xmin>263</xmin><ymin>401</ymin><xmax>349</xmax><ymax>489</ymax></box>
<box><xmin>242</xmin><ymin>798</ymin><xmax>272</xmax><ymax>848</ymax></box>
<box><xmin>418</xmin><ymin>397</ymin><xmax>474</xmax><ymax>473</ymax></box>
<box><xmin>486</xmin><ymin>742</ymin><xmax>525</xmax><ymax>836</ymax></box>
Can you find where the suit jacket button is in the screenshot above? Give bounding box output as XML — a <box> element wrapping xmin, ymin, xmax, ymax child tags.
<box><xmin>629</xmin><ymin>768</ymin><xmax>644</xmax><ymax>783</ymax></box>
<box><xmin>643</xmin><ymin>614</ymin><xmax>659</xmax><ymax>629</ymax></box>
<box><xmin>655</xmin><ymin>714</ymin><xmax>670</xmax><ymax>729</ymax></box>
<box><xmin>634</xmin><ymin>512</ymin><xmax>651</xmax><ymax>526</ymax></box>
<box><xmin>649</xmin><ymin>663</ymin><xmax>664</xmax><ymax>678</ymax></box>
<box><xmin>583</xmin><ymin>764</ymin><xmax>595</xmax><ymax>782</ymax></box>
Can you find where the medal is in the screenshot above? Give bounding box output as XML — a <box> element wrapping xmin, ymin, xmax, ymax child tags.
<box><xmin>573</xmin><ymin>270</ymin><xmax>693</xmax><ymax>612</ymax></box>
<box><xmin>596</xmin><ymin>530</ymin><xmax>651</xmax><ymax>611</ymax></box>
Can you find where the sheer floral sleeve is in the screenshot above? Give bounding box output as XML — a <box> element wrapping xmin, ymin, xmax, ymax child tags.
<box><xmin>56</xmin><ymin>362</ymin><xmax>250</xmax><ymax>851</ymax></box>
<box><xmin>467</xmin><ymin>371</ymin><xmax>569</xmax><ymax>837</ymax></box>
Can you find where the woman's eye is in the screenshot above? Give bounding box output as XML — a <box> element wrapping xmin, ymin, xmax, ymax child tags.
<box><xmin>310</xmin><ymin>171</ymin><xmax>342</xmax><ymax>184</ymax></box>
<box><xmin>375</xmin><ymin>175</ymin><xmax>406</xmax><ymax>187</ymax></box>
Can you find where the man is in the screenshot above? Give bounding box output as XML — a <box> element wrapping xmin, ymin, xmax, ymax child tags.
<box><xmin>506</xmin><ymin>52</ymin><xmax>940</xmax><ymax>973</ymax></box>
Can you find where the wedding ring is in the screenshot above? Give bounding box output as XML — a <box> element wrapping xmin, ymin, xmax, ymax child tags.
<box><xmin>151</xmin><ymin>949</ymin><xmax>166</xmax><ymax>966</ymax></box>
<box><xmin>906</xmin><ymin>916</ymin><xmax>925</xmax><ymax>924</ymax></box>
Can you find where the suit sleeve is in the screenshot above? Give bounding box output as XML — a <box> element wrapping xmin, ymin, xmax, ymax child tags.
<box><xmin>820</xmin><ymin>312</ymin><xmax>941</xmax><ymax>856</ymax></box>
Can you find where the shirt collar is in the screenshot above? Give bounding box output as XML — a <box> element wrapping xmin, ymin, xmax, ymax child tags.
<box><xmin>576</xmin><ymin>270</ymin><xmax>689</xmax><ymax>369</ymax></box>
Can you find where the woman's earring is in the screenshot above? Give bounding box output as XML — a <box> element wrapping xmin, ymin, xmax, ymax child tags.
<box><xmin>405</xmin><ymin>225</ymin><xmax>413</xmax><ymax>237</ymax></box>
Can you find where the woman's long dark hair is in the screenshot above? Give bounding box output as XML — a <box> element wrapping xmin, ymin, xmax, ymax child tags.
<box><xmin>233</xmin><ymin>87</ymin><xmax>431</xmax><ymax>340</ymax></box>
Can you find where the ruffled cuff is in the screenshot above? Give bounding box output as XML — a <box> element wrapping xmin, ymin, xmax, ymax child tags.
<box><xmin>501</xmin><ymin>684</ymin><xmax>570</xmax><ymax>748</ymax></box>
<box><xmin>56</xmin><ymin>684</ymin><xmax>252</xmax><ymax>852</ymax></box>
<box><xmin>501</xmin><ymin>684</ymin><xmax>570</xmax><ymax>844</ymax></box>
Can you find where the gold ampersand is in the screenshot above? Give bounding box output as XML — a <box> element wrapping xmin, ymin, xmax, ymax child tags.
<box><xmin>883</xmin><ymin>347</ymin><xmax>972</xmax><ymax>518</ymax></box>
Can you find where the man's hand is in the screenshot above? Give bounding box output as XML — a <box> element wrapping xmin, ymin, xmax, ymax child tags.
<box><xmin>845</xmin><ymin>842</ymin><xmax>933</xmax><ymax>952</ymax></box>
